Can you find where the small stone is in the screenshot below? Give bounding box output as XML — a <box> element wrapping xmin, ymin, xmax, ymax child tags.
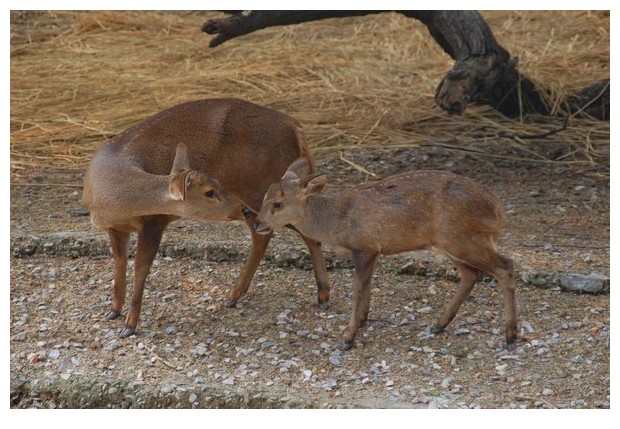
<box><xmin>440</xmin><ymin>376</ymin><xmax>453</xmax><ymax>388</ymax></box>
<box><xmin>329</xmin><ymin>354</ymin><xmax>342</xmax><ymax>365</ymax></box>
<box><xmin>260</xmin><ymin>341</ymin><xmax>276</xmax><ymax>350</ymax></box>
<box><xmin>189</xmin><ymin>393</ymin><xmax>198</xmax><ymax>403</ymax></box>
<box><xmin>571</xmin><ymin>355</ymin><xmax>582</xmax><ymax>364</ymax></box>
<box><xmin>103</xmin><ymin>340</ymin><xmax>119</xmax><ymax>352</ymax></box>
<box><xmin>558</xmin><ymin>273</ymin><xmax>609</xmax><ymax>294</ymax></box>
<box><xmin>13</xmin><ymin>332</ymin><xmax>27</xmax><ymax>342</ymax></box>
<box><xmin>417</xmin><ymin>306</ymin><xmax>432</xmax><ymax>313</ymax></box>
<box><xmin>542</xmin><ymin>388</ymin><xmax>553</xmax><ymax>396</ymax></box>
<box><xmin>520</xmin><ymin>320</ymin><xmax>535</xmax><ymax>333</ymax></box>
<box><xmin>281</xmin><ymin>359</ymin><xmax>293</xmax><ymax>370</ymax></box>
<box><xmin>193</xmin><ymin>345</ymin><xmax>208</xmax><ymax>356</ymax></box>
<box><xmin>302</xmin><ymin>369</ymin><xmax>312</xmax><ymax>378</ymax></box>
<box><xmin>164</xmin><ymin>326</ymin><xmax>176</xmax><ymax>335</ymax></box>
<box><xmin>48</xmin><ymin>349</ymin><xmax>61</xmax><ymax>360</ymax></box>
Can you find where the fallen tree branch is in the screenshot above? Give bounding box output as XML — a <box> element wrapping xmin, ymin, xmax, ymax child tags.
<box><xmin>202</xmin><ymin>11</ymin><xmax>609</xmax><ymax>120</ymax></box>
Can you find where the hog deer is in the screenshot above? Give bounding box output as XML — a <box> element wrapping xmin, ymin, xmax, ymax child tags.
<box><xmin>82</xmin><ymin>99</ymin><xmax>330</xmax><ymax>337</ymax></box>
<box><xmin>252</xmin><ymin>158</ymin><xmax>517</xmax><ymax>350</ymax></box>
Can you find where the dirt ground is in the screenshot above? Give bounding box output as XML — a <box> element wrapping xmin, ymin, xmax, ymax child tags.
<box><xmin>10</xmin><ymin>141</ymin><xmax>610</xmax><ymax>409</ymax></box>
<box><xmin>9</xmin><ymin>11</ymin><xmax>610</xmax><ymax>411</ymax></box>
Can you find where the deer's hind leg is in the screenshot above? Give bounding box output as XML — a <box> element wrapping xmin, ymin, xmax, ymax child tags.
<box><xmin>438</xmin><ymin>237</ymin><xmax>517</xmax><ymax>349</ymax></box>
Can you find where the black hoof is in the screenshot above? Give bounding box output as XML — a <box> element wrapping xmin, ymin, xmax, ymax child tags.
<box><xmin>504</xmin><ymin>340</ymin><xmax>516</xmax><ymax>351</ymax></box>
<box><xmin>225</xmin><ymin>299</ymin><xmax>238</xmax><ymax>308</ymax></box>
<box><xmin>431</xmin><ymin>324</ymin><xmax>445</xmax><ymax>334</ymax></box>
<box><xmin>106</xmin><ymin>310</ymin><xmax>121</xmax><ymax>320</ymax></box>
<box><xmin>337</xmin><ymin>341</ymin><xmax>354</xmax><ymax>351</ymax></box>
<box><xmin>119</xmin><ymin>326</ymin><xmax>136</xmax><ymax>337</ymax></box>
<box><xmin>318</xmin><ymin>300</ymin><xmax>331</xmax><ymax>311</ymax></box>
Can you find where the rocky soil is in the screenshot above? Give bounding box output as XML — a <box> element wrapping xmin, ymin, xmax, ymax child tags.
<box><xmin>9</xmin><ymin>143</ymin><xmax>610</xmax><ymax>409</ymax></box>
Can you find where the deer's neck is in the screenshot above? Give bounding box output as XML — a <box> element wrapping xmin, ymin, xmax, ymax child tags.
<box><xmin>297</xmin><ymin>192</ymin><xmax>351</xmax><ymax>246</ymax></box>
<box><xmin>86</xmin><ymin>167</ymin><xmax>182</xmax><ymax>228</ymax></box>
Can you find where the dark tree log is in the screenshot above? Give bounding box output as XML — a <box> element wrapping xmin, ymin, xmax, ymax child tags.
<box><xmin>202</xmin><ymin>11</ymin><xmax>609</xmax><ymax>121</ymax></box>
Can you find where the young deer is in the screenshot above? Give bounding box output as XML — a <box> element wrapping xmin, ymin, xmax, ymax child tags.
<box><xmin>252</xmin><ymin>158</ymin><xmax>517</xmax><ymax>350</ymax></box>
<box><xmin>82</xmin><ymin>99</ymin><xmax>330</xmax><ymax>337</ymax></box>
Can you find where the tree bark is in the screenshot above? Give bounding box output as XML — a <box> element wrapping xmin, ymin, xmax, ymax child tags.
<box><xmin>201</xmin><ymin>11</ymin><xmax>609</xmax><ymax>121</ymax></box>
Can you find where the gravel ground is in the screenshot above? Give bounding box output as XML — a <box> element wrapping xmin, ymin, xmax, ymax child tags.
<box><xmin>9</xmin><ymin>144</ymin><xmax>610</xmax><ymax>409</ymax></box>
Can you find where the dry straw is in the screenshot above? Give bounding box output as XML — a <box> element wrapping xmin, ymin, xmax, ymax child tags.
<box><xmin>10</xmin><ymin>11</ymin><xmax>609</xmax><ymax>175</ymax></box>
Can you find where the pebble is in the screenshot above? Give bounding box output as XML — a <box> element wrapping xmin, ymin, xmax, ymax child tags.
<box><xmin>192</xmin><ymin>345</ymin><xmax>208</xmax><ymax>356</ymax></box>
<box><xmin>559</xmin><ymin>273</ymin><xmax>610</xmax><ymax>294</ymax></box>
<box><xmin>103</xmin><ymin>340</ymin><xmax>119</xmax><ymax>352</ymax></box>
<box><xmin>440</xmin><ymin>376</ymin><xmax>453</xmax><ymax>388</ymax></box>
<box><xmin>48</xmin><ymin>349</ymin><xmax>61</xmax><ymax>360</ymax></box>
<box><xmin>260</xmin><ymin>341</ymin><xmax>276</xmax><ymax>350</ymax></box>
<box><xmin>302</xmin><ymin>369</ymin><xmax>312</xmax><ymax>378</ymax></box>
<box><xmin>164</xmin><ymin>326</ymin><xmax>176</xmax><ymax>335</ymax></box>
<box><xmin>329</xmin><ymin>354</ymin><xmax>342</xmax><ymax>366</ymax></box>
<box><xmin>520</xmin><ymin>320</ymin><xmax>534</xmax><ymax>333</ymax></box>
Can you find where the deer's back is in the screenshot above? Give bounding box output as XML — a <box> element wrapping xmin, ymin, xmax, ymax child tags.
<box><xmin>87</xmin><ymin>98</ymin><xmax>310</xmax><ymax>210</ymax></box>
<box><xmin>343</xmin><ymin>170</ymin><xmax>504</xmax><ymax>250</ymax></box>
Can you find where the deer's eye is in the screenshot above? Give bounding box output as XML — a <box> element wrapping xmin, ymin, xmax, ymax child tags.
<box><xmin>273</xmin><ymin>202</ymin><xmax>282</xmax><ymax>209</ymax></box>
<box><xmin>205</xmin><ymin>190</ymin><xmax>216</xmax><ymax>198</ymax></box>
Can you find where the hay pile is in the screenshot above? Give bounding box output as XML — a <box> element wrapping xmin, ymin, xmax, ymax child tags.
<box><xmin>9</xmin><ymin>11</ymin><xmax>610</xmax><ymax>175</ymax></box>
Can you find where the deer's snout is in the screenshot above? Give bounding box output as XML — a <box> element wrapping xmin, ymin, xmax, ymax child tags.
<box><xmin>242</xmin><ymin>207</ymin><xmax>253</xmax><ymax>219</ymax></box>
<box><xmin>252</xmin><ymin>219</ymin><xmax>272</xmax><ymax>235</ymax></box>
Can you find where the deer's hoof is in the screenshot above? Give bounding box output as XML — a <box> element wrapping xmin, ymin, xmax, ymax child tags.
<box><xmin>337</xmin><ymin>341</ymin><xmax>354</xmax><ymax>351</ymax></box>
<box><xmin>106</xmin><ymin>310</ymin><xmax>121</xmax><ymax>320</ymax></box>
<box><xmin>119</xmin><ymin>326</ymin><xmax>136</xmax><ymax>338</ymax></box>
<box><xmin>431</xmin><ymin>324</ymin><xmax>445</xmax><ymax>334</ymax></box>
<box><xmin>504</xmin><ymin>340</ymin><xmax>517</xmax><ymax>351</ymax></box>
<box><xmin>318</xmin><ymin>300</ymin><xmax>331</xmax><ymax>311</ymax></box>
<box><xmin>225</xmin><ymin>299</ymin><xmax>238</xmax><ymax>308</ymax></box>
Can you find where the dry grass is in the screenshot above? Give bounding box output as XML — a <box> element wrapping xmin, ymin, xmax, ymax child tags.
<box><xmin>9</xmin><ymin>11</ymin><xmax>610</xmax><ymax>175</ymax></box>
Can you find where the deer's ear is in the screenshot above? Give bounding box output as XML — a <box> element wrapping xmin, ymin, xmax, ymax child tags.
<box><xmin>282</xmin><ymin>170</ymin><xmax>299</xmax><ymax>181</ymax></box>
<box><xmin>170</xmin><ymin>143</ymin><xmax>190</xmax><ymax>174</ymax></box>
<box><xmin>283</xmin><ymin>157</ymin><xmax>312</xmax><ymax>179</ymax></box>
<box><xmin>303</xmin><ymin>173</ymin><xmax>327</xmax><ymax>196</ymax></box>
<box><xmin>168</xmin><ymin>169</ymin><xmax>190</xmax><ymax>201</ymax></box>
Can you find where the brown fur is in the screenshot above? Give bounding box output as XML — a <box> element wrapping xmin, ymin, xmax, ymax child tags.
<box><xmin>82</xmin><ymin>99</ymin><xmax>329</xmax><ymax>337</ymax></box>
<box><xmin>253</xmin><ymin>159</ymin><xmax>517</xmax><ymax>350</ymax></box>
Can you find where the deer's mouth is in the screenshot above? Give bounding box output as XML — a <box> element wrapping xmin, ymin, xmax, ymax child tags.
<box><xmin>252</xmin><ymin>219</ymin><xmax>273</xmax><ymax>235</ymax></box>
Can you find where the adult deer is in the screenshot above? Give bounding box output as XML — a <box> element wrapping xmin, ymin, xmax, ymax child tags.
<box><xmin>82</xmin><ymin>99</ymin><xmax>330</xmax><ymax>337</ymax></box>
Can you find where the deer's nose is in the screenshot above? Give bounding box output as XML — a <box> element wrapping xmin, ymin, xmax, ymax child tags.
<box><xmin>242</xmin><ymin>207</ymin><xmax>253</xmax><ymax>219</ymax></box>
